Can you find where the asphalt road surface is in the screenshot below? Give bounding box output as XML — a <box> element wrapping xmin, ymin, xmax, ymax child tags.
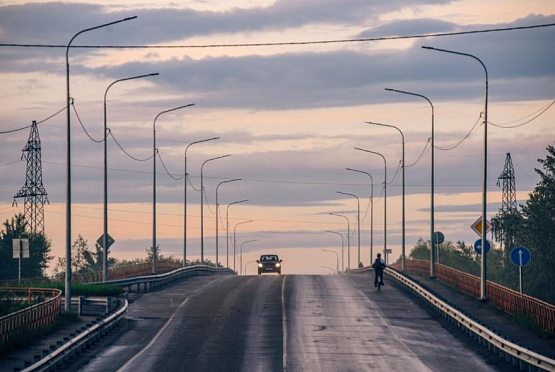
<box><xmin>76</xmin><ymin>274</ymin><xmax>508</xmax><ymax>372</ymax></box>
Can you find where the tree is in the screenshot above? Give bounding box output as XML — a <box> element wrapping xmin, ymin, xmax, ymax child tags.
<box><xmin>0</xmin><ymin>213</ymin><xmax>52</xmax><ymax>280</ymax></box>
<box><xmin>54</xmin><ymin>234</ymin><xmax>100</xmax><ymax>275</ymax></box>
<box><xmin>517</xmin><ymin>144</ymin><xmax>555</xmax><ymax>303</ymax></box>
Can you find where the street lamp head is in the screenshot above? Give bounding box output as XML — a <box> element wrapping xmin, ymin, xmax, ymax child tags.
<box><xmin>421</xmin><ymin>46</ymin><xmax>434</xmax><ymax>50</ymax></box>
<box><xmin>124</xmin><ymin>16</ymin><xmax>138</xmax><ymax>21</ymax></box>
<box><xmin>148</xmin><ymin>73</ymin><xmax>160</xmax><ymax>77</ymax></box>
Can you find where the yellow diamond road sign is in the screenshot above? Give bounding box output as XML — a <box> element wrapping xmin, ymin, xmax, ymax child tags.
<box><xmin>471</xmin><ymin>217</ymin><xmax>491</xmax><ymax>237</ymax></box>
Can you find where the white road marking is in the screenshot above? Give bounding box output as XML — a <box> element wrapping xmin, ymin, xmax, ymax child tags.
<box><xmin>281</xmin><ymin>275</ymin><xmax>288</xmax><ymax>372</ymax></box>
<box><xmin>117</xmin><ymin>276</ymin><xmax>229</xmax><ymax>372</ymax></box>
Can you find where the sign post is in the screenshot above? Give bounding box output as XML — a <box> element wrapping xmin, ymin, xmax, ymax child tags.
<box><xmin>97</xmin><ymin>233</ymin><xmax>115</xmax><ymax>282</ymax></box>
<box><xmin>13</xmin><ymin>238</ymin><xmax>30</xmax><ymax>284</ymax></box>
<box><xmin>510</xmin><ymin>246</ymin><xmax>531</xmax><ymax>294</ymax></box>
<box><xmin>433</xmin><ymin>231</ymin><xmax>444</xmax><ymax>264</ymax></box>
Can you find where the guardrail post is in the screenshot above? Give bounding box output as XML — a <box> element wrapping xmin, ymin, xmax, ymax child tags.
<box><xmin>78</xmin><ymin>296</ymin><xmax>85</xmax><ymax>316</ymax></box>
<box><xmin>106</xmin><ymin>297</ymin><xmax>113</xmax><ymax>314</ymax></box>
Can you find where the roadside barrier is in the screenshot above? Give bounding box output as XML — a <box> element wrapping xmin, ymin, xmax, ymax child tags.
<box><xmin>393</xmin><ymin>259</ymin><xmax>555</xmax><ymax>335</ymax></box>
<box><xmin>0</xmin><ymin>288</ymin><xmax>61</xmax><ymax>346</ymax></box>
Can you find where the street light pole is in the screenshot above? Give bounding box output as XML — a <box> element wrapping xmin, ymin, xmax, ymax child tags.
<box><xmin>354</xmin><ymin>148</ymin><xmax>388</xmax><ymax>264</ymax></box>
<box><xmin>65</xmin><ymin>16</ymin><xmax>137</xmax><ymax>311</ymax></box>
<box><xmin>385</xmin><ymin>88</ymin><xmax>434</xmax><ymax>277</ymax></box>
<box><xmin>422</xmin><ymin>45</ymin><xmax>489</xmax><ymax>300</ymax></box>
<box><xmin>345</xmin><ymin>168</ymin><xmax>374</xmax><ymax>265</ymax></box>
<box><xmin>336</xmin><ymin>191</ymin><xmax>361</xmax><ymax>266</ymax></box>
<box><xmin>329</xmin><ymin>213</ymin><xmax>350</xmax><ymax>270</ymax></box>
<box><xmin>103</xmin><ymin>72</ymin><xmax>159</xmax><ymax>282</ymax></box>
<box><xmin>216</xmin><ymin>179</ymin><xmax>241</xmax><ymax>267</ymax></box>
<box><xmin>183</xmin><ymin>137</ymin><xmax>219</xmax><ymax>267</ymax></box>
<box><xmin>321</xmin><ymin>266</ymin><xmax>336</xmax><ymax>275</ymax></box>
<box><xmin>325</xmin><ymin>230</ymin><xmax>344</xmax><ymax>273</ymax></box>
<box><xmin>244</xmin><ymin>260</ymin><xmax>257</xmax><ymax>276</ymax></box>
<box><xmin>233</xmin><ymin>220</ymin><xmax>253</xmax><ymax>273</ymax></box>
<box><xmin>322</xmin><ymin>249</ymin><xmax>339</xmax><ymax>274</ymax></box>
<box><xmin>200</xmin><ymin>155</ymin><xmax>231</xmax><ymax>264</ymax></box>
<box><xmin>365</xmin><ymin>121</ymin><xmax>406</xmax><ymax>272</ymax></box>
<box><xmin>226</xmin><ymin>200</ymin><xmax>248</xmax><ymax>268</ymax></box>
<box><xmin>240</xmin><ymin>239</ymin><xmax>258</xmax><ymax>275</ymax></box>
<box><xmin>152</xmin><ymin>103</ymin><xmax>195</xmax><ymax>274</ymax></box>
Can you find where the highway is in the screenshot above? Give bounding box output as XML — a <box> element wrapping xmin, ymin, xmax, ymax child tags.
<box><xmin>75</xmin><ymin>274</ymin><xmax>510</xmax><ymax>372</ymax></box>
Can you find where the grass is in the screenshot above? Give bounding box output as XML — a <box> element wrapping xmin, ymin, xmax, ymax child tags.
<box><xmin>0</xmin><ymin>298</ymin><xmax>30</xmax><ymax>317</ymax></box>
<box><xmin>0</xmin><ymin>311</ymin><xmax>79</xmax><ymax>359</ymax></box>
<box><xmin>3</xmin><ymin>283</ymin><xmax>124</xmax><ymax>297</ymax></box>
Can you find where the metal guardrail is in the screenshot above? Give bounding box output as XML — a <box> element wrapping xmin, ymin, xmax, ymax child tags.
<box><xmin>93</xmin><ymin>265</ymin><xmax>236</xmax><ymax>292</ymax></box>
<box><xmin>392</xmin><ymin>259</ymin><xmax>555</xmax><ymax>335</ymax></box>
<box><xmin>21</xmin><ymin>299</ymin><xmax>129</xmax><ymax>372</ymax></box>
<box><xmin>350</xmin><ymin>266</ymin><xmax>555</xmax><ymax>371</ymax></box>
<box><xmin>61</xmin><ymin>296</ymin><xmax>118</xmax><ymax>316</ymax></box>
<box><xmin>0</xmin><ymin>288</ymin><xmax>62</xmax><ymax>345</ymax></box>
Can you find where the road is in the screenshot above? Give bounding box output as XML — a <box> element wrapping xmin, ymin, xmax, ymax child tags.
<box><xmin>75</xmin><ymin>273</ymin><xmax>508</xmax><ymax>372</ymax></box>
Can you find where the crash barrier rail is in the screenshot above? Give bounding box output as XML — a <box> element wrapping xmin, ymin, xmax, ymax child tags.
<box><xmin>351</xmin><ymin>266</ymin><xmax>555</xmax><ymax>371</ymax></box>
<box><xmin>21</xmin><ymin>299</ymin><xmax>128</xmax><ymax>372</ymax></box>
<box><xmin>0</xmin><ymin>288</ymin><xmax>62</xmax><ymax>346</ymax></box>
<box><xmin>61</xmin><ymin>296</ymin><xmax>118</xmax><ymax>316</ymax></box>
<box><xmin>92</xmin><ymin>265</ymin><xmax>236</xmax><ymax>292</ymax></box>
<box><xmin>0</xmin><ymin>260</ymin><xmax>183</xmax><ymax>286</ymax></box>
<box><xmin>391</xmin><ymin>259</ymin><xmax>555</xmax><ymax>335</ymax></box>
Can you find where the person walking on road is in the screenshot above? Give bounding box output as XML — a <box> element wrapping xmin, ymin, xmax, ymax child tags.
<box><xmin>372</xmin><ymin>253</ymin><xmax>386</xmax><ymax>288</ymax></box>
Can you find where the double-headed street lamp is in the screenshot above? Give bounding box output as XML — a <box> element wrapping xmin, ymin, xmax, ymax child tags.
<box><xmin>354</xmin><ymin>148</ymin><xmax>388</xmax><ymax>264</ymax></box>
<box><xmin>216</xmin><ymin>179</ymin><xmax>241</xmax><ymax>267</ymax></box>
<box><xmin>227</xmin><ymin>200</ymin><xmax>248</xmax><ymax>268</ymax></box>
<box><xmin>422</xmin><ymin>45</ymin><xmax>489</xmax><ymax>301</ymax></box>
<box><xmin>325</xmin><ymin>230</ymin><xmax>344</xmax><ymax>273</ymax></box>
<box><xmin>329</xmin><ymin>213</ymin><xmax>350</xmax><ymax>270</ymax></box>
<box><xmin>385</xmin><ymin>88</ymin><xmax>435</xmax><ymax>276</ymax></box>
<box><xmin>183</xmin><ymin>137</ymin><xmax>219</xmax><ymax>266</ymax></box>
<box><xmin>65</xmin><ymin>16</ymin><xmax>137</xmax><ymax>311</ymax></box>
<box><xmin>152</xmin><ymin>104</ymin><xmax>195</xmax><ymax>274</ymax></box>
<box><xmin>103</xmin><ymin>73</ymin><xmax>159</xmax><ymax>282</ymax></box>
<box><xmin>322</xmin><ymin>249</ymin><xmax>339</xmax><ymax>274</ymax></box>
<box><xmin>366</xmin><ymin>121</ymin><xmax>406</xmax><ymax>272</ymax></box>
<box><xmin>345</xmin><ymin>168</ymin><xmax>374</xmax><ymax>265</ymax></box>
<box><xmin>201</xmin><ymin>155</ymin><xmax>231</xmax><ymax>264</ymax></box>
<box><xmin>336</xmin><ymin>191</ymin><xmax>361</xmax><ymax>266</ymax></box>
<box><xmin>240</xmin><ymin>239</ymin><xmax>258</xmax><ymax>275</ymax></box>
<box><xmin>234</xmin><ymin>220</ymin><xmax>254</xmax><ymax>273</ymax></box>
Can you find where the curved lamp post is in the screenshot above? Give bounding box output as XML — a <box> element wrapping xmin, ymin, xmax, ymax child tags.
<box><xmin>234</xmin><ymin>220</ymin><xmax>253</xmax><ymax>273</ymax></box>
<box><xmin>183</xmin><ymin>137</ymin><xmax>219</xmax><ymax>266</ymax></box>
<box><xmin>365</xmin><ymin>121</ymin><xmax>406</xmax><ymax>272</ymax></box>
<box><xmin>103</xmin><ymin>72</ymin><xmax>159</xmax><ymax>282</ymax></box>
<box><xmin>240</xmin><ymin>239</ymin><xmax>258</xmax><ymax>275</ymax></box>
<box><xmin>385</xmin><ymin>87</ymin><xmax>435</xmax><ymax>277</ymax></box>
<box><xmin>345</xmin><ymin>168</ymin><xmax>374</xmax><ymax>266</ymax></box>
<box><xmin>336</xmin><ymin>191</ymin><xmax>361</xmax><ymax>266</ymax></box>
<box><xmin>354</xmin><ymin>148</ymin><xmax>388</xmax><ymax>264</ymax></box>
<box><xmin>321</xmin><ymin>266</ymin><xmax>336</xmax><ymax>275</ymax></box>
<box><xmin>65</xmin><ymin>16</ymin><xmax>137</xmax><ymax>311</ymax></box>
<box><xmin>329</xmin><ymin>213</ymin><xmax>350</xmax><ymax>270</ymax></box>
<box><xmin>216</xmin><ymin>179</ymin><xmax>241</xmax><ymax>268</ymax></box>
<box><xmin>152</xmin><ymin>104</ymin><xmax>195</xmax><ymax>274</ymax></box>
<box><xmin>322</xmin><ymin>249</ymin><xmax>339</xmax><ymax>274</ymax></box>
<box><xmin>200</xmin><ymin>155</ymin><xmax>231</xmax><ymax>264</ymax></box>
<box><xmin>325</xmin><ymin>230</ymin><xmax>344</xmax><ymax>273</ymax></box>
<box><xmin>244</xmin><ymin>260</ymin><xmax>257</xmax><ymax>275</ymax></box>
<box><xmin>422</xmin><ymin>45</ymin><xmax>489</xmax><ymax>300</ymax></box>
<box><xmin>226</xmin><ymin>199</ymin><xmax>248</xmax><ymax>268</ymax></box>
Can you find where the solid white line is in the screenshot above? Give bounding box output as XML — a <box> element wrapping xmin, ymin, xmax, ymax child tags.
<box><xmin>117</xmin><ymin>276</ymin><xmax>228</xmax><ymax>372</ymax></box>
<box><xmin>281</xmin><ymin>275</ymin><xmax>288</xmax><ymax>372</ymax></box>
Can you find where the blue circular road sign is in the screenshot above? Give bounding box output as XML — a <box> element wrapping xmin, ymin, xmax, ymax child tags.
<box><xmin>474</xmin><ymin>239</ymin><xmax>491</xmax><ymax>255</ymax></box>
<box><xmin>510</xmin><ymin>246</ymin><xmax>531</xmax><ymax>267</ymax></box>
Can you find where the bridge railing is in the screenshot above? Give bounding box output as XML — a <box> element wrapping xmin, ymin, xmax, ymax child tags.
<box><xmin>390</xmin><ymin>259</ymin><xmax>555</xmax><ymax>335</ymax></box>
<box><xmin>0</xmin><ymin>288</ymin><xmax>62</xmax><ymax>346</ymax></box>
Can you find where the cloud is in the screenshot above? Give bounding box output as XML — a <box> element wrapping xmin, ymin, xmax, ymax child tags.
<box><xmin>356</xmin><ymin>18</ymin><xmax>458</xmax><ymax>38</ymax></box>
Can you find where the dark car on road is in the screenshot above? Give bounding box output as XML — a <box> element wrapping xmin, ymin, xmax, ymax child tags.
<box><xmin>257</xmin><ymin>254</ymin><xmax>282</xmax><ymax>275</ymax></box>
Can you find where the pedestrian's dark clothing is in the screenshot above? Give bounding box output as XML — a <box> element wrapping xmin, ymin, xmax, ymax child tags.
<box><xmin>372</xmin><ymin>258</ymin><xmax>386</xmax><ymax>287</ymax></box>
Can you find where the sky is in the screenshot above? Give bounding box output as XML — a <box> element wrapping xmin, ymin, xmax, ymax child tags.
<box><xmin>0</xmin><ymin>0</ymin><xmax>554</xmax><ymax>275</ymax></box>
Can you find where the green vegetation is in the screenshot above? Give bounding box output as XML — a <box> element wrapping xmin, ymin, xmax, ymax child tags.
<box><xmin>0</xmin><ymin>214</ymin><xmax>53</xmax><ymax>281</ymax></box>
<box><xmin>6</xmin><ymin>283</ymin><xmax>124</xmax><ymax>296</ymax></box>
<box><xmin>408</xmin><ymin>144</ymin><xmax>555</xmax><ymax>305</ymax></box>
<box><xmin>0</xmin><ymin>295</ymin><xmax>30</xmax><ymax>317</ymax></box>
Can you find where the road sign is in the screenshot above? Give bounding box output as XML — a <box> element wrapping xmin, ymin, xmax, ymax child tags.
<box><xmin>471</xmin><ymin>216</ymin><xmax>491</xmax><ymax>237</ymax></box>
<box><xmin>384</xmin><ymin>249</ymin><xmax>392</xmax><ymax>254</ymax></box>
<box><xmin>433</xmin><ymin>231</ymin><xmax>445</xmax><ymax>245</ymax></box>
<box><xmin>12</xmin><ymin>238</ymin><xmax>29</xmax><ymax>258</ymax></box>
<box><xmin>96</xmin><ymin>234</ymin><xmax>115</xmax><ymax>249</ymax></box>
<box><xmin>510</xmin><ymin>246</ymin><xmax>531</xmax><ymax>267</ymax></box>
<box><xmin>474</xmin><ymin>239</ymin><xmax>491</xmax><ymax>255</ymax></box>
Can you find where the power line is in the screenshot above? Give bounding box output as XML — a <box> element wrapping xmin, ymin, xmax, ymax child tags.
<box><xmin>434</xmin><ymin>113</ymin><xmax>483</xmax><ymax>151</ymax></box>
<box><xmin>0</xmin><ymin>105</ymin><xmax>66</xmax><ymax>135</ymax></box>
<box><xmin>489</xmin><ymin>100</ymin><xmax>555</xmax><ymax>128</ymax></box>
<box><xmin>72</xmin><ymin>99</ymin><xmax>106</xmax><ymax>143</ymax></box>
<box><xmin>405</xmin><ymin>139</ymin><xmax>430</xmax><ymax>168</ymax></box>
<box><xmin>109</xmin><ymin>130</ymin><xmax>153</xmax><ymax>162</ymax></box>
<box><xmin>2</xmin><ymin>22</ymin><xmax>554</xmax><ymax>49</ymax></box>
<box><xmin>157</xmin><ymin>151</ymin><xmax>184</xmax><ymax>180</ymax></box>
